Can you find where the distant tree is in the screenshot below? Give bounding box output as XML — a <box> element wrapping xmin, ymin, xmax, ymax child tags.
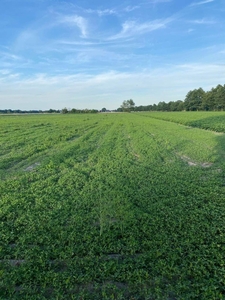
<box><xmin>176</xmin><ymin>100</ymin><xmax>185</xmax><ymax>111</ymax></box>
<box><xmin>70</xmin><ymin>108</ymin><xmax>77</xmax><ymax>113</ymax></box>
<box><xmin>61</xmin><ymin>107</ymin><xmax>69</xmax><ymax>114</ymax></box>
<box><xmin>121</xmin><ymin>99</ymin><xmax>135</xmax><ymax>112</ymax></box>
<box><xmin>134</xmin><ymin>105</ymin><xmax>145</xmax><ymax>111</ymax></box>
<box><xmin>101</xmin><ymin>108</ymin><xmax>107</xmax><ymax>112</ymax></box>
<box><xmin>214</xmin><ymin>84</ymin><xmax>225</xmax><ymax>110</ymax></box>
<box><xmin>157</xmin><ymin>101</ymin><xmax>168</xmax><ymax>111</ymax></box>
<box><xmin>168</xmin><ymin>100</ymin><xmax>184</xmax><ymax>111</ymax></box>
<box><xmin>152</xmin><ymin>104</ymin><xmax>157</xmax><ymax>111</ymax></box>
<box><xmin>184</xmin><ymin>88</ymin><xmax>205</xmax><ymax>111</ymax></box>
<box><xmin>202</xmin><ymin>89</ymin><xmax>215</xmax><ymax>111</ymax></box>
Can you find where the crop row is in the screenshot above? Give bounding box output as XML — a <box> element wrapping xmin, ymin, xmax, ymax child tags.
<box><xmin>1</xmin><ymin>113</ymin><xmax>225</xmax><ymax>299</ymax></box>
<box><xmin>140</xmin><ymin>111</ymin><xmax>225</xmax><ymax>132</ymax></box>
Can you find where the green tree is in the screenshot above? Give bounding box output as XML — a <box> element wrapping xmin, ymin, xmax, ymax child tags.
<box><xmin>121</xmin><ymin>99</ymin><xmax>135</xmax><ymax>112</ymax></box>
<box><xmin>157</xmin><ymin>101</ymin><xmax>168</xmax><ymax>111</ymax></box>
<box><xmin>202</xmin><ymin>89</ymin><xmax>215</xmax><ymax>111</ymax></box>
<box><xmin>184</xmin><ymin>88</ymin><xmax>205</xmax><ymax>111</ymax></box>
<box><xmin>61</xmin><ymin>107</ymin><xmax>69</xmax><ymax>114</ymax></box>
<box><xmin>168</xmin><ymin>100</ymin><xmax>184</xmax><ymax>111</ymax></box>
<box><xmin>214</xmin><ymin>84</ymin><xmax>225</xmax><ymax>110</ymax></box>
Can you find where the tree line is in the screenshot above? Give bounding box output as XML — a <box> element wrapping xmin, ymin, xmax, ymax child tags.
<box><xmin>0</xmin><ymin>108</ymin><xmax>98</xmax><ymax>114</ymax></box>
<box><xmin>0</xmin><ymin>109</ymin><xmax>61</xmax><ymax>114</ymax></box>
<box><xmin>61</xmin><ymin>108</ymin><xmax>98</xmax><ymax>114</ymax></box>
<box><xmin>117</xmin><ymin>84</ymin><xmax>225</xmax><ymax>112</ymax></box>
<box><xmin>1</xmin><ymin>83</ymin><xmax>224</xmax><ymax>113</ymax></box>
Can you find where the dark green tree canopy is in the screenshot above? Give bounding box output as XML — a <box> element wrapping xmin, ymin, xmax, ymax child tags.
<box><xmin>121</xmin><ymin>99</ymin><xmax>135</xmax><ymax>112</ymax></box>
<box><xmin>61</xmin><ymin>107</ymin><xmax>69</xmax><ymax>114</ymax></box>
<box><xmin>184</xmin><ymin>88</ymin><xmax>205</xmax><ymax>111</ymax></box>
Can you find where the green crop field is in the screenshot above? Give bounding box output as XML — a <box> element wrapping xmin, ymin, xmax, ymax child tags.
<box><xmin>1</xmin><ymin>112</ymin><xmax>225</xmax><ymax>299</ymax></box>
<box><xmin>140</xmin><ymin>111</ymin><xmax>225</xmax><ymax>132</ymax></box>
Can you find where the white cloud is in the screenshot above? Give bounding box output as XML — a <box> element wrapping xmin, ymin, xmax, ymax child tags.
<box><xmin>190</xmin><ymin>0</ymin><xmax>214</xmax><ymax>6</ymax></box>
<box><xmin>56</xmin><ymin>40</ymin><xmax>98</xmax><ymax>46</ymax></box>
<box><xmin>0</xmin><ymin>69</ymin><xmax>11</xmax><ymax>75</ymax></box>
<box><xmin>108</xmin><ymin>19</ymin><xmax>171</xmax><ymax>40</ymax></box>
<box><xmin>189</xmin><ymin>18</ymin><xmax>216</xmax><ymax>24</ymax></box>
<box><xmin>124</xmin><ymin>6</ymin><xmax>140</xmax><ymax>12</ymax></box>
<box><xmin>58</xmin><ymin>15</ymin><xmax>88</xmax><ymax>37</ymax></box>
<box><xmin>97</xmin><ymin>9</ymin><xmax>117</xmax><ymax>16</ymax></box>
<box><xmin>85</xmin><ymin>8</ymin><xmax>117</xmax><ymax>16</ymax></box>
<box><xmin>0</xmin><ymin>51</ymin><xmax>22</xmax><ymax>61</ymax></box>
<box><xmin>1</xmin><ymin>63</ymin><xmax>224</xmax><ymax>110</ymax></box>
<box><xmin>149</xmin><ymin>0</ymin><xmax>173</xmax><ymax>3</ymax></box>
<box><xmin>188</xmin><ymin>28</ymin><xmax>194</xmax><ymax>33</ymax></box>
<box><xmin>13</xmin><ymin>13</ymin><xmax>89</xmax><ymax>52</ymax></box>
<box><xmin>15</xmin><ymin>29</ymin><xmax>39</xmax><ymax>48</ymax></box>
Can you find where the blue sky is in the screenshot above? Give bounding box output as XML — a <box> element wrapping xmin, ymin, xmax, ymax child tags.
<box><xmin>0</xmin><ymin>0</ymin><xmax>225</xmax><ymax>110</ymax></box>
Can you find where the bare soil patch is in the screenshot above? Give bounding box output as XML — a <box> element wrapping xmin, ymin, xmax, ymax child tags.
<box><xmin>24</xmin><ymin>162</ymin><xmax>40</xmax><ymax>171</ymax></box>
<box><xmin>201</xmin><ymin>162</ymin><xmax>213</xmax><ymax>168</ymax></box>
<box><xmin>178</xmin><ymin>154</ymin><xmax>213</xmax><ymax>168</ymax></box>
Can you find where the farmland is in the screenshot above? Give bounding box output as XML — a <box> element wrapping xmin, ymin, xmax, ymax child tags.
<box><xmin>140</xmin><ymin>111</ymin><xmax>225</xmax><ymax>132</ymax></box>
<box><xmin>1</xmin><ymin>112</ymin><xmax>225</xmax><ymax>299</ymax></box>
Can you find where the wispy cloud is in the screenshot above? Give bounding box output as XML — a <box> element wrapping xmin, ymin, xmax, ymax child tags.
<box><xmin>189</xmin><ymin>18</ymin><xmax>216</xmax><ymax>24</ymax></box>
<box><xmin>56</xmin><ymin>40</ymin><xmax>99</xmax><ymax>46</ymax></box>
<box><xmin>124</xmin><ymin>6</ymin><xmax>140</xmax><ymax>12</ymax></box>
<box><xmin>0</xmin><ymin>51</ymin><xmax>22</xmax><ymax>61</ymax></box>
<box><xmin>190</xmin><ymin>0</ymin><xmax>214</xmax><ymax>6</ymax></box>
<box><xmin>85</xmin><ymin>8</ymin><xmax>117</xmax><ymax>16</ymax></box>
<box><xmin>15</xmin><ymin>28</ymin><xmax>41</xmax><ymax>49</ymax></box>
<box><xmin>108</xmin><ymin>19</ymin><xmax>171</xmax><ymax>40</ymax></box>
<box><xmin>0</xmin><ymin>69</ymin><xmax>11</xmax><ymax>75</ymax></box>
<box><xmin>0</xmin><ymin>71</ymin><xmax>21</xmax><ymax>83</ymax></box>
<box><xmin>14</xmin><ymin>12</ymin><xmax>89</xmax><ymax>52</ymax></box>
<box><xmin>58</xmin><ymin>15</ymin><xmax>88</xmax><ymax>37</ymax></box>
<box><xmin>149</xmin><ymin>0</ymin><xmax>173</xmax><ymax>3</ymax></box>
<box><xmin>1</xmin><ymin>0</ymin><xmax>223</xmax><ymax>110</ymax></box>
<box><xmin>1</xmin><ymin>63</ymin><xmax>224</xmax><ymax>110</ymax></box>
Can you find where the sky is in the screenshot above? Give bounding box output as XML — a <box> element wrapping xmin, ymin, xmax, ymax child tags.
<box><xmin>0</xmin><ymin>0</ymin><xmax>225</xmax><ymax>110</ymax></box>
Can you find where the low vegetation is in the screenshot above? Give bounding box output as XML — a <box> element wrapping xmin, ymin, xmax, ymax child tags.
<box><xmin>141</xmin><ymin>111</ymin><xmax>225</xmax><ymax>132</ymax></box>
<box><xmin>1</xmin><ymin>112</ymin><xmax>225</xmax><ymax>299</ymax></box>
